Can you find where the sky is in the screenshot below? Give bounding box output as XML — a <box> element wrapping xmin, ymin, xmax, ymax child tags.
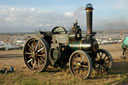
<box><xmin>0</xmin><ymin>0</ymin><xmax>128</xmax><ymax>33</ymax></box>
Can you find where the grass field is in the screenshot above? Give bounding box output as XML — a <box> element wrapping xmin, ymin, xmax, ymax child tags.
<box><xmin>0</xmin><ymin>44</ymin><xmax>128</xmax><ymax>85</ymax></box>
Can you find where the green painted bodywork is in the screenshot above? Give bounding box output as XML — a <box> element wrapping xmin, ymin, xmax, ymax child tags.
<box><xmin>68</xmin><ymin>40</ymin><xmax>91</xmax><ymax>51</ymax></box>
<box><xmin>68</xmin><ymin>40</ymin><xmax>81</xmax><ymax>50</ymax></box>
<box><xmin>122</xmin><ymin>37</ymin><xmax>128</xmax><ymax>49</ymax></box>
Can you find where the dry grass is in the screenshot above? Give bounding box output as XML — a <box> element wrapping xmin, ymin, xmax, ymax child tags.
<box><xmin>0</xmin><ymin>44</ymin><xmax>128</xmax><ymax>85</ymax></box>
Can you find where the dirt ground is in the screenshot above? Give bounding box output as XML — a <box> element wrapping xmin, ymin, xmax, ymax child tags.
<box><xmin>0</xmin><ymin>43</ymin><xmax>128</xmax><ymax>85</ymax></box>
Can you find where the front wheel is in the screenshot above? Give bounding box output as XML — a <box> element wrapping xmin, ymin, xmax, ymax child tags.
<box><xmin>69</xmin><ymin>50</ymin><xmax>92</xmax><ymax>79</ymax></box>
<box><xmin>93</xmin><ymin>49</ymin><xmax>112</xmax><ymax>74</ymax></box>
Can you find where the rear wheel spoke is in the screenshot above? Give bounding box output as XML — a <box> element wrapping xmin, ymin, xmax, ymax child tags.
<box><xmin>35</xmin><ymin>41</ymin><xmax>39</xmax><ymax>51</ymax></box>
<box><xmin>39</xmin><ymin>55</ymin><xmax>45</xmax><ymax>61</ymax></box>
<box><xmin>28</xmin><ymin>44</ymin><xmax>34</xmax><ymax>51</ymax></box>
<box><xmin>27</xmin><ymin>58</ymin><xmax>33</xmax><ymax>63</ymax></box>
<box><xmin>37</xmin><ymin>47</ymin><xmax>45</xmax><ymax>53</ymax></box>
<box><xmin>24</xmin><ymin>38</ymin><xmax>49</xmax><ymax>72</ymax></box>
<box><xmin>26</xmin><ymin>52</ymin><xmax>32</xmax><ymax>55</ymax></box>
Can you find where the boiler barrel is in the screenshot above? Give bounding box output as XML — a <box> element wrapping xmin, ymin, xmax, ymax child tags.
<box><xmin>68</xmin><ymin>40</ymin><xmax>91</xmax><ymax>51</ymax></box>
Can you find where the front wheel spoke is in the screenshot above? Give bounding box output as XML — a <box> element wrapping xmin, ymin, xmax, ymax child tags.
<box><xmin>103</xmin><ymin>63</ymin><xmax>109</xmax><ymax>69</ymax></box>
<box><xmin>101</xmin><ymin>64</ymin><xmax>108</xmax><ymax>72</ymax></box>
<box><xmin>94</xmin><ymin>61</ymin><xmax>99</xmax><ymax>64</ymax></box>
<box><xmin>99</xmin><ymin>64</ymin><xmax>104</xmax><ymax>73</ymax></box>
<box><xmin>76</xmin><ymin>57</ymin><xmax>82</xmax><ymax>63</ymax></box>
<box><xmin>103</xmin><ymin>55</ymin><xmax>107</xmax><ymax>60</ymax></box>
<box><xmin>98</xmin><ymin>52</ymin><xmax>101</xmax><ymax>58</ymax></box>
<box><xmin>97</xmin><ymin>64</ymin><xmax>101</xmax><ymax>73</ymax></box>
<box><xmin>73</xmin><ymin>66</ymin><xmax>78</xmax><ymax>71</ymax></box>
<box><xmin>96</xmin><ymin>54</ymin><xmax>100</xmax><ymax>60</ymax></box>
<box><xmin>79</xmin><ymin>56</ymin><xmax>83</xmax><ymax>63</ymax></box>
<box><xmin>73</xmin><ymin>58</ymin><xmax>79</xmax><ymax>64</ymax></box>
<box><xmin>74</xmin><ymin>68</ymin><xmax>80</xmax><ymax>74</ymax></box>
<box><xmin>80</xmin><ymin>58</ymin><xmax>84</xmax><ymax>63</ymax></box>
<box><xmin>100</xmin><ymin>52</ymin><xmax>103</xmax><ymax>59</ymax></box>
<box><xmin>75</xmin><ymin>55</ymin><xmax>81</xmax><ymax>61</ymax></box>
<box><xmin>72</xmin><ymin>61</ymin><xmax>76</xmax><ymax>65</ymax></box>
<box><xmin>104</xmin><ymin>58</ymin><xmax>110</xmax><ymax>61</ymax></box>
<box><xmin>81</xmin><ymin>65</ymin><xmax>88</xmax><ymax>68</ymax></box>
<box><xmin>94</xmin><ymin>62</ymin><xmax>98</xmax><ymax>67</ymax></box>
<box><xmin>79</xmin><ymin>70</ymin><xmax>83</xmax><ymax>76</ymax></box>
<box><xmin>104</xmin><ymin>59</ymin><xmax>110</xmax><ymax>64</ymax></box>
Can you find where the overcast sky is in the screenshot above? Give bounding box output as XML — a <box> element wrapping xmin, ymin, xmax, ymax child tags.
<box><xmin>0</xmin><ymin>0</ymin><xmax>128</xmax><ymax>33</ymax></box>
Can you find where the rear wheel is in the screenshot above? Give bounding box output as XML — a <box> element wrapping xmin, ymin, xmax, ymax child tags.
<box><xmin>69</xmin><ymin>50</ymin><xmax>92</xmax><ymax>79</ymax></box>
<box><xmin>23</xmin><ymin>37</ymin><xmax>49</xmax><ymax>72</ymax></box>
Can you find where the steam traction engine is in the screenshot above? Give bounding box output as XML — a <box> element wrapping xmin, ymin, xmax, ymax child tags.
<box><xmin>23</xmin><ymin>3</ymin><xmax>112</xmax><ymax>79</ymax></box>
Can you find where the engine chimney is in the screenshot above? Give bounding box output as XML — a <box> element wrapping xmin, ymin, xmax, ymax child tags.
<box><xmin>85</xmin><ymin>3</ymin><xmax>94</xmax><ymax>35</ymax></box>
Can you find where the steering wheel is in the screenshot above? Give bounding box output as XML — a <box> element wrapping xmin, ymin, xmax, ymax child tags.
<box><xmin>51</xmin><ymin>26</ymin><xmax>67</xmax><ymax>34</ymax></box>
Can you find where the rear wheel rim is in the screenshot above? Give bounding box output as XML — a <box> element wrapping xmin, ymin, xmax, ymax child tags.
<box><xmin>24</xmin><ymin>38</ymin><xmax>49</xmax><ymax>72</ymax></box>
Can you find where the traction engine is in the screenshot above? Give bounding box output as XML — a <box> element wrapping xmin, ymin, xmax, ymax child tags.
<box><xmin>23</xmin><ymin>3</ymin><xmax>112</xmax><ymax>79</ymax></box>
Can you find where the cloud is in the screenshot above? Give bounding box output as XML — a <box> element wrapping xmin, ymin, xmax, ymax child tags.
<box><xmin>0</xmin><ymin>7</ymin><xmax>75</xmax><ymax>32</ymax></box>
<box><xmin>64</xmin><ymin>12</ymin><xmax>74</xmax><ymax>17</ymax></box>
<box><xmin>114</xmin><ymin>0</ymin><xmax>128</xmax><ymax>10</ymax></box>
<box><xmin>30</xmin><ymin>8</ymin><xmax>35</xmax><ymax>11</ymax></box>
<box><xmin>93</xmin><ymin>17</ymin><xmax>128</xmax><ymax>31</ymax></box>
<box><xmin>0</xmin><ymin>3</ymin><xmax>127</xmax><ymax>33</ymax></box>
<box><xmin>73</xmin><ymin>7</ymin><xmax>84</xmax><ymax>20</ymax></box>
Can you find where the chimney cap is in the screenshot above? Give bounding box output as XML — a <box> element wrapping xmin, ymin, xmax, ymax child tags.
<box><xmin>85</xmin><ymin>3</ymin><xmax>94</xmax><ymax>10</ymax></box>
